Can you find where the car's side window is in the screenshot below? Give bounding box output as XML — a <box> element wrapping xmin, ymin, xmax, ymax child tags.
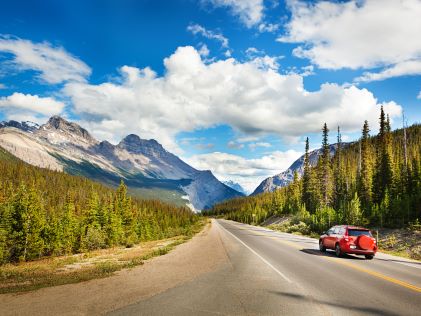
<box><xmin>332</xmin><ymin>227</ymin><xmax>339</xmax><ymax>234</ymax></box>
<box><xmin>338</xmin><ymin>228</ymin><xmax>345</xmax><ymax>235</ymax></box>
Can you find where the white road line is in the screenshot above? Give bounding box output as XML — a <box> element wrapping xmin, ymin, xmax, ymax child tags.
<box><xmin>216</xmin><ymin>220</ymin><xmax>293</xmax><ymax>284</ymax></box>
<box><xmin>389</xmin><ymin>261</ymin><xmax>421</xmax><ymax>270</ymax></box>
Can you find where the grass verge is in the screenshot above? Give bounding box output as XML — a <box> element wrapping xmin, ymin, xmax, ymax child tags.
<box><xmin>0</xmin><ymin>218</ymin><xmax>207</xmax><ymax>294</ymax></box>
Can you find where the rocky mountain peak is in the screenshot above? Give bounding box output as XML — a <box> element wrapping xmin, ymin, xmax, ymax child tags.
<box><xmin>119</xmin><ymin>134</ymin><xmax>165</xmax><ymax>154</ymax></box>
<box><xmin>42</xmin><ymin>116</ymin><xmax>95</xmax><ymax>143</ymax></box>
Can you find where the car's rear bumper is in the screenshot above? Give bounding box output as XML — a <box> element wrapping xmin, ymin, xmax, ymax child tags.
<box><xmin>342</xmin><ymin>246</ymin><xmax>377</xmax><ymax>255</ymax></box>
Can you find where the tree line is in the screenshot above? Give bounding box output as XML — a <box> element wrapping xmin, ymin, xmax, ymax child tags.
<box><xmin>0</xmin><ymin>148</ymin><xmax>199</xmax><ymax>264</ymax></box>
<box><xmin>206</xmin><ymin>107</ymin><xmax>421</xmax><ymax>233</ymax></box>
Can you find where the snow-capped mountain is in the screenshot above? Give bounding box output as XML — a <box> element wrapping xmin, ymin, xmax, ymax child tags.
<box><xmin>223</xmin><ymin>180</ymin><xmax>247</xmax><ymax>195</ymax></box>
<box><xmin>0</xmin><ymin>116</ymin><xmax>243</xmax><ymax>210</ymax></box>
<box><xmin>0</xmin><ymin>120</ymin><xmax>40</xmax><ymax>133</ymax></box>
<box><xmin>252</xmin><ymin>144</ymin><xmax>344</xmax><ymax>195</ymax></box>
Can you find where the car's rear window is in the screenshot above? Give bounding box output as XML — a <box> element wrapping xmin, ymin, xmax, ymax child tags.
<box><xmin>348</xmin><ymin>229</ymin><xmax>372</xmax><ymax>237</ymax></box>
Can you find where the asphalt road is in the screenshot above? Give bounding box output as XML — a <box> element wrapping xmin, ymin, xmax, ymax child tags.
<box><xmin>110</xmin><ymin>219</ymin><xmax>421</xmax><ymax>316</ymax></box>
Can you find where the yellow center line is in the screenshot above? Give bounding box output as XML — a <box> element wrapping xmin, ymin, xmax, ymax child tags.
<box><xmin>235</xmin><ymin>223</ymin><xmax>421</xmax><ymax>294</ymax></box>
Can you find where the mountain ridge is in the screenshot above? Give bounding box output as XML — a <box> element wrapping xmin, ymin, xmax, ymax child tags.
<box><xmin>0</xmin><ymin>116</ymin><xmax>243</xmax><ymax>210</ymax></box>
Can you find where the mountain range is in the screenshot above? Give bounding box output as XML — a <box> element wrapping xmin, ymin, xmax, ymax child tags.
<box><xmin>0</xmin><ymin>116</ymin><xmax>243</xmax><ymax>210</ymax></box>
<box><xmin>222</xmin><ymin>180</ymin><xmax>248</xmax><ymax>195</ymax></box>
<box><xmin>252</xmin><ymin>144</ymin><xmax>343</xmax><ymax>195</ymax></box>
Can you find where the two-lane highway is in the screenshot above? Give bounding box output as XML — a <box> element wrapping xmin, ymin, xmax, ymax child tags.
<box><xmin>111</xmin><ymin>219</ymin><xmax>421</xmax><ymax>315</ymax></box>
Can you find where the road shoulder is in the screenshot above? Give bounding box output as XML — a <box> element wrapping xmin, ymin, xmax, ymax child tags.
<box><xmin>0</xmin><ymin>220</ymin><xmax>228</xmax><ymax>316</ymax></box>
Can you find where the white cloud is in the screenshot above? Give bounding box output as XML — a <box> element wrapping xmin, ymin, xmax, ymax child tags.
<box><xmin>250</xmin><ymin>55</ymin><xmax>281</xmax><ymax>71</ymax></box>
<box><xmin>195</xmin><ymin>143</ymin><xmax>215</xmax><ymax>150</ymax></box>
<box><xmin>258</xmin><ymin>22</ymin><xmax>279</xmax><ymax>33</ymax></box>
<box><xmin>198</xmin><ymin>44</ymin><xmax>210</xmax><ymax>57</ymax></box>
<box><xmin>203</xmin><ymin>0</ymin><xmax>265</xmax><ymax>27</ymax></box>
<box><xmin>0</xmin><ymin>92</ymin><xmax>65</xmax><ymax>123</ymax></box>
<box><xmin>355</xmin><ymin>60</ymin><xmax>421</xmax><ymax>83</ymax></box>
<box><xmin>0</xmin><ymin>83</ymin><xmax>6</xmax><ymax>89</ymax></box>
<box><xmin>0</xmin><ymin>36</ymin><xmax>91</xmax><ymax>84</ymax></box>
<box><xmin>248</xmin><ymin>142</ymin><xmax>271</xmax><ymax>151</ymax></box>
<box><xmin>187</xmin><ymin>24</ymin><xmax>229</xmax><ymax>48</ymax></box>
<box><xmin>245</xmin><ymin>47</ymin><xmax>283</xmax><ymax>71</ymax></box>
<box><xmin>237</xmin><ymin>136</ymin><xmax>259</xmax><ymax>143</ymax></box>
<box><xmin>63</xmin><ymin>46</ymin><xmax>402</xmax><ymax>153</ymax></box>
<box><xmin>184</xmin><ymin>150</ymin><xmax>302</xmax><ymax>193</ymax></box>
<box><xmin>418</xmin><ymin>91</ymin><xmax>421</xmax><ymax>99</ymax></box>
<box><xmin>279</xmin><ymin>0</ymin><xmax>421</xmax><ymax>78</ymax></box>
<box><xmin>227</xmin><ymin>141</ymin><xmax>244</xmax><ymax>149</ymax></box>
<box><xmin>300</xmin><ymin>65</ymin><xmax>314</xmax><ymax>77</ymax></box>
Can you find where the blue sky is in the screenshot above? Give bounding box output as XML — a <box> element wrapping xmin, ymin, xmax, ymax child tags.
<box><xmin>0</xmin><ymin>0</ymin><xmax>420</xmax><ymax>192</ymax></box>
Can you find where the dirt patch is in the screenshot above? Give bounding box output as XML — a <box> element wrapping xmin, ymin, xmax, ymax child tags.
<box><xmin>0</xmin><ymin>219</ymin><xmax>228</xmax><ymax>315</ymax></box>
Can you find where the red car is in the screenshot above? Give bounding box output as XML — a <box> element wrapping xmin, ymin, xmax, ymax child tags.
<box><xmin>319</xmin><ymin>225</ymin><xmax>377</xmax><ymax>259</ymax></box>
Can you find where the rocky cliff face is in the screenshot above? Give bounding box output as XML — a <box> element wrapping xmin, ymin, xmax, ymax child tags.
<box><xmin>0</xmin><ymin>116</ymin><xmax>243</xmax><ymax>210</ymax></box>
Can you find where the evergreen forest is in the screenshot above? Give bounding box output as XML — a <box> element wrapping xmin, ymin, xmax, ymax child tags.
<box><xmin>0</xmin><ymin>148</ymin><xmax>199</xmax><ymax>264</ymax></box>
<box><xmin>206</xmin><ymin>107</ymin><xmax>421</xmax><ymax>234</ymax></box>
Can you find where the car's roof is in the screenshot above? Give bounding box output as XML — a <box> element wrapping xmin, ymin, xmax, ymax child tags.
<box><xmin>334</xmin><ymin>225</ymin><xmax>369</xmax><ymax>230</ymax></box>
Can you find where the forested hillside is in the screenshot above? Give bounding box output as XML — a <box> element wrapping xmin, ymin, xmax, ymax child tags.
<box><xmin>206</xmin><ymin>107</ymin><xmax>421</xmax><ymax>233</ymax></box>
<box><xmin>0</xmin><ymin>147</ymin><xmax>199</xmax><ymax>264</ymax></box>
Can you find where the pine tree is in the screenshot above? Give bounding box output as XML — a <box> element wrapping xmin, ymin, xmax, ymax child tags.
<box><xmin>61</xmin><ymin>194</ymin><xmax>77</xmax><ymax>254</ymax></box>
<box><xmin>333</xmin><ymin>126</ymin><xmax>347</xmax><ymax>211</ymax></box>
<box><xmin>302</xmin><ymin>137</ymin><xmax>313</xmax><ymax>211</ymax></box>
<box><xmin>374</xmin><ymin>106</ymin><xmax>393</xmax><ymax>205</ymax></box>
<box><xmin>359</xmin><ymin>120</ymin><xmax>373</xmax><ymax>210</ymax></box>
<box><xmin>11</xmin><ymin>185</ymin><xmax>46</xmax><ymax>261</ymax></box>
<box><xmin>320</xmin><ymin>123</ymin><xmax>333</xmax><ymax>206</ymax></box>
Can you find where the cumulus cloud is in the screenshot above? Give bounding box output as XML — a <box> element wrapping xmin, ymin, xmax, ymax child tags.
<box><xmin>279</xmin><ymin>0</ymin><xmax>421</xmax><ymax>81</ymax></box>
<box><xmin>0</xmin><ymin>92</ymin><xmax>65</xmax><ymax>123</ymax></box>
<box><xmin>184</xmin><ymin>150</ymin><xmax>302</xmax><ymax>193</ymax></box>
<box><xmin>0</xmin><ymin>36</ymin><xmax>91</xmax><ymax>84</ymax></box>
<box><xmin>187</xmin><ymin>24</ymin><xmax>229</xmax><ymax>48</ymax></box>
<box><xmin>62</xmin><ymin>46</ymin><xmax>402</xmax><ymax>152</ymax></box>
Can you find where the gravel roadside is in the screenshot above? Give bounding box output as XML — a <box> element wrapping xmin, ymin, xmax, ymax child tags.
<box><xmin>0</xmin><ymin>220</ymin><xmax>228</xmax><ymax>315</ymax></box>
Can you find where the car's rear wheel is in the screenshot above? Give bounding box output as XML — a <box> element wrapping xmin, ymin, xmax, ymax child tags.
<box><xmin>319</xmin><ymin>240</ymin><xmax>326</xmax><ymax>252</ymax></box>
<box><xmin>335</xmin><ymin>243</ymin><xmax>343</xmax><ymax>257</ymax></box>
<box><xmin>365</xmin><ymin>255</ymin><xmax>374</xmax><ymax>260</ymax></box>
